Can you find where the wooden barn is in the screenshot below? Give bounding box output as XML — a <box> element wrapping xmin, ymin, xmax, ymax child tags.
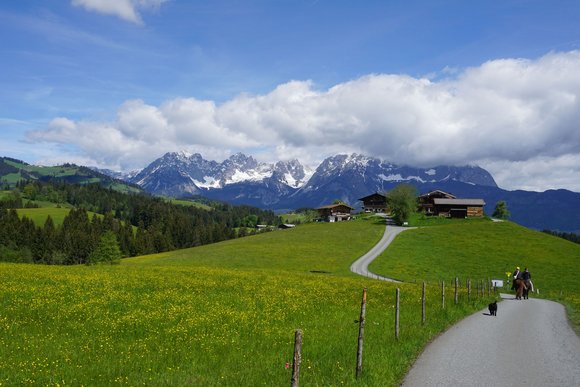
<box><xmin>358</xmin><ymin>193</ymin><xmax>387</xmax><ymax>212</ymax></box>
<box><xmin>419</xmin><ymin>190</ymin><xmax>485</xmax><ymax>218</ymax></box>
<box><xmin>316</xmin><ymin>203</ymin><xmax>354</xmax><ymax>222</ymax></box>
<box><xmin>432</xmin><ymin>198</ymin><xmax>486</xmax><ymax>218</ymax></box>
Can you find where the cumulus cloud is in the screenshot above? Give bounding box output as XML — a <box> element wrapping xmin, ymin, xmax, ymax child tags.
<box><xmin>27</xmin><ymin>51</ymin><xmax>580</xmax><ymax>191</ymax></box>
<box><xmin>481</xmin><ymin>155</ymin><xmax>580</xmax><ymax>192</ymax></box>
<box><xmin>71</xmin><ymin>0</ymin><xmax>168</xmax><ymax>24</ymax></box>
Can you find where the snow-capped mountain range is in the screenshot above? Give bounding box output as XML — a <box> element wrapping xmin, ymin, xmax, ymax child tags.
<box><xmin>118</xmin><ymin>151</ymin><xmax>496</xmax><ymax>209</ymax></box>
<box><xmin>92</xmin><ymin>151</ymin><xmax>580</xmax><ymax>232</ymax></box>
<box><xmin>128</xmin><ymin>151</ymin><xmax>314</xmax><ymax>198</ymax></box>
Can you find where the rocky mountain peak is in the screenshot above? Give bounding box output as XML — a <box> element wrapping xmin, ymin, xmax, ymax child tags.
<box><xmin>124</xmin><ymin>151</ymin><xmax>499</xmax><ymax>209</ymax></box>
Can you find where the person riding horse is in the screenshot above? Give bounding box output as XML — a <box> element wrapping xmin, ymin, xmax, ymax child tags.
<box><xmin>512</xmin><ymin>267</ymin><xmax>533</xmax><ymax>300</ymax></box>
<box><xmin>522</xmin><ymin>267</ymin><xmax>533</xmax><ymax>298</ymax></box>
<box><xmin>511</xmin><ymin>266</ymin><xmax>522</xmax><ymax>290</ymax></box>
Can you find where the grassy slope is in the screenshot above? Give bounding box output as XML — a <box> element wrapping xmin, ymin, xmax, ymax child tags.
<box><xmin>0</xmin><ymin>217</ymin><xmax>577</xmax><ymax>385</ymax></box>
<box><xmin>369</xmin><ymin>220</ymin><xmax>580</xmax><ymax>329</ymax></box>
<box><xmin>125</xmin><ymin>217</ymin><xmax>385</xmax><ymax>276</ymax></box>
<box><xmin>167</xmin><ymin>198</ymin><xmax>213</xmax><ymax>211</ymax></box>
<box><xmin>15</xmin><ymin>208</ymin><xmax>101</xmax><ymax>227</ymax></box>
<box><xmin>15</xmin><ymin>208</ymin><xmax>72</xmax><ymax>227</ymax></box>
<box><xmin>1</xmin><ymin>159</ymin><xmax>141</xmax><ymax>194</ymax></box>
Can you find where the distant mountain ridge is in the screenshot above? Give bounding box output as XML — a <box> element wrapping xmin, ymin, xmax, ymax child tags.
<box><xmin>125</xmin><ymin>151</ymin><xmax>497</xmax><ymax>204</ymax></box>
<box><xmin>118</xmin><ymin>151</ymin><xmax>579</xmax><ymax>233</ymax></box>
<box><xmin>289</xmin><ymin>153</ymin><xmax>497</xmax><ymax>206</ymax></box>
<box><xmin>3</xmin><ymin>153</ymin><xmax>579</xmax><ymax>233</ymax></box>
<box><xmin>128</xmin><ymin>151</ymin><xmax>314</xmax><ymax>199</ymax></box>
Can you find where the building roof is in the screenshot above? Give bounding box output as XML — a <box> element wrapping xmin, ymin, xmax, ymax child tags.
<box><xmin>316</xmin><ymin>203</ymin><xmax>354</xmax><ymax>210</ymax></box>
<box><xmin>358</xmin><ymin>192</ymin><xmax>386</xmax><ymax>201</ymax></box>
<box><xmin>419</xmin><ymin>190</ymin><xmax>457</xmax><ymax>199</ymax></box>
<box><xmin>433</xmin><ymin>198</ymin><xmax>485</xmax><ymax>206</ymax></box>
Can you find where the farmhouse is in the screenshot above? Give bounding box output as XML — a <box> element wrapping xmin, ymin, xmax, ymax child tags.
<box><xmin>316</xmin><ymin>203</ymin><xmax>354</xmax><ymax>222</ymax></box>
<box><xmin>418</xmin><ymin>190</ymin><xmax>456</xmax><ymax>215</ymax></box>
<box><xmin>419</xmin><ymin>190</ymin><xmax>485</xmax><ymax>218</ymax></box>
<box><xmin>358</xmin><ymin>192</ymin><xmax>387</xmax><ymax>212</ymax></box>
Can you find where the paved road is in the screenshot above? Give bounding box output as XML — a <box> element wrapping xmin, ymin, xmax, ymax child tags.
<box><xmin>350</xmin><ymin>220</ymin><xmax>580</xmax><ymax>387</ymax></box>
<box><xmin>402</xmin><ymin>293</ymin><xmax>580</xmax><ymax>387</ymax></box>
<box><xmin>349</xmin><ymin>220</ymin><xmax>413</xmax><ymax>282</ymax></box>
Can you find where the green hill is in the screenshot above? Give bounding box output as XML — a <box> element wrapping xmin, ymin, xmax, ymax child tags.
<box><xmin>369</xmin><ymin>220</ymin><xmax>580</xmax><ymax>326</ymax></box>
<box><xmin>0</xmin><ymin>157</ymin><xmax>141</xmax><ymax>194</ymax></box>
<box><xmin>14</xmin><ymin>207</ymin><xmax>113</xmax><ymax>228</ymax></box>
<box><xmin>15</xmin><ymin>207</ymin><xmax>75</xmax><ymax>227</ymax></box>
<box><xmin>0</xmin><ymin>218</ymin><xmax>578</xmax><ymax>386</ymax></box>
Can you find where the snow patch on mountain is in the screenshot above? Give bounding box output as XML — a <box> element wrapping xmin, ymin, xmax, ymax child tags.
<box><xmin>226</xmin><ymin>168</ymin><xmax>271</xmax><ymax>184</ymax></box>
<box><xmin>193</xmin><ymin>176</ymin><xmax>221</xmax><ymax>189</ymax></box>
<box><xmin>379</xmin><ymin>173</ymin><xmax>430</xmax><ymax>183</ymax></box>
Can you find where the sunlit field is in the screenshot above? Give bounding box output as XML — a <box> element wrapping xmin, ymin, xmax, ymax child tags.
<box><xmin>370</xmin><ymin>220</ymin><xmax>580</xmax><ymax>331</ymax></box>
<box><xmin>1</xmin><ymin>218</ymin><xmax>573</xmax><ymax>385</ymax></box>
<box><xmin>15</xmin><ymin>207</ymin><xmax>74</xmax><ymax>227</ymax></box>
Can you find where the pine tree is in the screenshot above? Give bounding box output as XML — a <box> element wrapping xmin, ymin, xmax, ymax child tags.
<box><xmin>88</xmin><ymin>231</ymin><xmax>122</xmax><ymax>265</ymax></box>
<box><xmin>39</xmin><ymin>216</ymin><xmax>57</xmax><ymax>263</ymax></box>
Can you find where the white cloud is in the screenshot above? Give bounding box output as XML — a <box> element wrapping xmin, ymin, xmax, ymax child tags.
<box><xmin>71</xmin><ymin>0</ymin><xmax>168</xmax><ymax>24</ymax></box>
<box><xmin>481</xmin><ymin>155</ymin><xmax>580</xmax><ymax>192</ymax></box>
<box><xmin>27</xmin><ymin>50</ymin><xmax>580</xmax><ymax>191</ymax></box>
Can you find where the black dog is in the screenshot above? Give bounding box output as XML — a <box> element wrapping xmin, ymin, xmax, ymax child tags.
<box><xmin>488</xmin><ymin>301</ymin><xmax>497</xmax><ymax>316</ymax></box>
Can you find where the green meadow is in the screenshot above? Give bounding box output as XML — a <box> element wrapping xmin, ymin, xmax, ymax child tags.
<box><xmin>370</xmin><ymin>220</ymin><xmax>580</xmax><ymax>329</ymax></box>
<box><xmin>1</xmin><ymin>217</ymin><xmax>578</xmax><ymax>385</ymax></box>
<box><xmin>167</xmin><ymin>198</ymin><xmax>213</xmax><ymax>211</ymax></box>
<box><xmin>15</xmin><ymin>208</ymin><xmax>73</xmax><ymax>227</ymax></box>
<box><xmin>15</xmin><ymin>208</ymin><xmax>101</xmax><ymax>227</ymax></box>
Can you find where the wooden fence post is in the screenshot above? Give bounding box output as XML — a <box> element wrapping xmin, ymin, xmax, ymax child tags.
<box><xmin>454</xmin><ymin>277</ymin><xmax>458</xmax><ymax>305</ymax></box>
<box><xmin>356</xmin><ymin>288</ymin><xmax>367</xmax><ymax>379</ymax></box>
<box><xmin>395</xmin><ymin>288</ymin><xmax>400</xmax><ymax>339</ymax></box>
<box><xmin>291</xmin><ymin>329</ymin><xmax>302</xmax><ymax>387</ymax></box>
<box><xmin>467</xmin><ymin>279</ymin><xmax>471</xmax><ymax>302</ymax></box>
<box><xmin>441</xmin><ymin>280</ymin><xmax>445</xmax><ymax>309</ymax></box>
<box><xmin>486</xmin><ymin>279</ymin><xmax>489</xmax><ymax>296</ymax></box>
<box><xmin>421</xmin><ymin>282</ymin><xmax>426</xmax><ymax>325</ymax></box>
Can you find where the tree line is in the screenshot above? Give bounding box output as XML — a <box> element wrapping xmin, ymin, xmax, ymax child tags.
<box><xmin>0</xmin><ymin>181</ymin><xmax>280</xmax><ymax>265</ymax></box>
<box><xmin>542</xmin><ymin>229</ymin><xmax>580</xmax><ymax>244</ymax></box>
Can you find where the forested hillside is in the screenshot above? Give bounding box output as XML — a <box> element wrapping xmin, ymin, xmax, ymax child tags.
<box><xmin>0</xmin><ymin>181</ymin><xmax>279</xmax><ymax>265</ymax></box>
<box><xmin>0</xmin><ymin>156</ymin><xmax>141</xmax><ymax>194</ymax></box>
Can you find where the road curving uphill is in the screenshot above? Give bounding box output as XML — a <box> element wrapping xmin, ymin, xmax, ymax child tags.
<box><xmin>349</xmin><ymin>219</ymin><xmax>580</xmax><ymax>387</ymax></box>
<box><xmin>350</xmin><ymin>219</ymin><xmax>413</xmax><ymax>282</ymax></box>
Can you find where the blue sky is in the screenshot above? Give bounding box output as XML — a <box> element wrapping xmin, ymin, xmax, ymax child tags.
<box><xmin>1</xmin><ymin>0</ymin><xmax>580</xmax><ymax>192</ymax></box>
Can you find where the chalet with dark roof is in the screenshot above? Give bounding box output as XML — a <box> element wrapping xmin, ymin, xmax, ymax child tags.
<box><xmin>418</xmin><ymin>190</ymin><xmax>456</xmax><ymax>215</ymax></box>
<box><xmin>358</xmin><ymin>192</ymin><xmax>387</xmax><ymax>212</ymax></box>
<box><xmin>316</xmin><ymin>203</ymin><xmax>354</xmax><ymax>222</ymax></box>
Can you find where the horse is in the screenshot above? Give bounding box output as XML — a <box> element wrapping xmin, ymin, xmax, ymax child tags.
<box><xmin>513</xmin><ymin>278</ymin><xmax>527</xmax><ymax>300</ymax></box>
<box><xmin>523</xmin><ymin>279</ymin><xmax>533</xmax><ymax>299</ymax></box>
